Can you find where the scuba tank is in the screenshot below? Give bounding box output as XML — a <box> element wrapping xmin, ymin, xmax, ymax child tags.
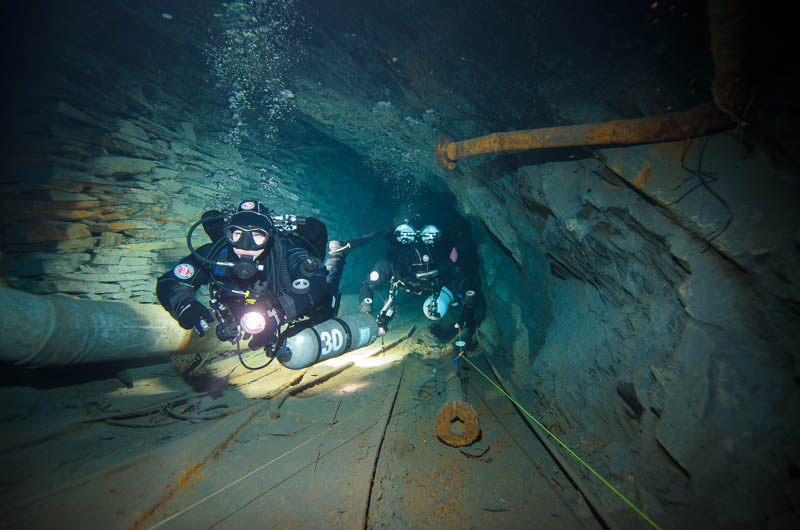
<box><xmin>276</xmin><ymin>312</ymin><xmax>379</xmax><ymax>369</ymax></box>
<box><xmin>423</xmin><ymin>286</ymin><xmax>454</xmax><ymax>320</ymax></box>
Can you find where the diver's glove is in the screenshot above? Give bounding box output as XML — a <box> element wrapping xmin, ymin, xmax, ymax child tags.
<box><xmin>454</xmin><ymin>304</ymin><xmax>475</xmax><ymax>330</ymax></box>
<box><xmin>177</xmin><ymin>302</ymin><xmax>212</xmax><ymax>337</ymax></box>
<box><xmin>376</xmin><ymin>310</ymin><xmax>392</xmax><ymax>337</ymax></box>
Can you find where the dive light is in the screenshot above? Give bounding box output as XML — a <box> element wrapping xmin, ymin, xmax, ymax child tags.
<box><xmin>240</xmin><ymin>311</ymin><xmax>267</xmax><ymax>335</ymax></box>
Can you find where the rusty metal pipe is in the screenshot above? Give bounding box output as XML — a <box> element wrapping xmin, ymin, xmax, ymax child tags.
<box><xmin>0</xmin><ymin>286</ymin><xmax>221</xmax><ymax>367</ymax></box>
<box><xmin>435</xmin><ymin>102</ymin><xmax>733</xmax><ymax>170</ymax></box>
<box><xmin>707</xmin><ymin>0</ymin><xmax>750</xmax><ymax>122</ymax></box>
<box><xmin>435</xmin><ymin>0</ymin><xmax>749</xmax><ymax>170</ymax></box>
<box><xmin>435</xmin><ymin>353</ymin><xmax>481</xmax><ymax>447</ymax></box>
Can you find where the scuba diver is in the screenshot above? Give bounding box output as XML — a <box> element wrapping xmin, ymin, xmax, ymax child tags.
<box><xmin>156</xmin><ymin>200</ymin><xmax>379</xmax><ymax>370</ymax></box>
<box><xmin>358</xmin><ymin>221</ymin><xmax>479</xmax><ymax>341</ymax></box>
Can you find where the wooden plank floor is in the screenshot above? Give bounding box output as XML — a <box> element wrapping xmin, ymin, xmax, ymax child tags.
<box><xmin>0</xmin><ymin>316</ymin><xmax>598</xmax><ymax>529</ymax></box>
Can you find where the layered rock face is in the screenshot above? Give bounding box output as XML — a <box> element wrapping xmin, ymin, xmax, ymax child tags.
<box><xmin>292</xmin><ymin>2</ymin><xmax>800</xmax><ymax>524</ymax></box>
<box><xmin>0</xmin><ymin>1</ymin><xmax>394</xmax><ymax>302</ymax></box>
<box><xmin>1</xmin><ymin>0</ymin><xmax>798</xmax><ymax>528</ymax></box>
<box><xmin>444</xmin><ymin>136</ymin><xmax>799</xmax><ymax>525</ymax></box>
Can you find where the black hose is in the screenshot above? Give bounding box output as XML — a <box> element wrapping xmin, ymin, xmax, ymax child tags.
<box><xmin>236</xmin><ymin>340</ymin><xmax>276</xmax><ymax>371</ymax></box>
<box><xmin>273</xmin><ymin>234</ymin><xmax>292</xmax><ymax>295</ymax></box>
<box><xmin>186</xmin><ymin>215</ymin><xmax>228</xmax><ymax>269</ymax></box>
<box><xmin>288</xmin><ymin>232</ymin><xmax>325</xmax><ymax>260</ymax></box>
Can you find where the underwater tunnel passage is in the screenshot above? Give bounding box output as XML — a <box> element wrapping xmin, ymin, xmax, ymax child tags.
<box><xmin>0</xmin><ymin>0</ymin><xmax>797</xmax><ymax>527</ymax></box>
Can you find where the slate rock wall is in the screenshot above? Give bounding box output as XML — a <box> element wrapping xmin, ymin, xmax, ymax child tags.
<box><xmin>0</xmin><ymin>1</ymin><xmax>393</xmax><ymax>303</ymax></box>
<box><xmin>441</xmin><ymin>133</ymin><xmax>800</xmax><ymax>526</ymax></box>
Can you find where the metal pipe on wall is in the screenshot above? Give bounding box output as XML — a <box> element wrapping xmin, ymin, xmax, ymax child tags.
<box><xmin>0</xmin><ymin>286</ymin><xmax>220</xmax><ymax>367</ymax></box>
<box><xmin>434</xmin><ymin>0</ymin><xmax>748</xmax><ymax>171</ymax></box>
<box><xmin>435</xmin><ymin>102</ymin><xmax>733</xmax><ymax>170</ymax></box>
<box><xmin>707</xmin><ymin>0</ymin><xmax>750</xmax><ymax>123</ymax></box>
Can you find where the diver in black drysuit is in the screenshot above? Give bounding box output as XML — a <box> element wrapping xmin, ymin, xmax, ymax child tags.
<box><xmin>358</xmin><ymin>222</ymin><xmax>479</xmax><ymax>339</ymax></box>
<box><xmin>156</xmin><ymin>200</ymin><xmax>349</xmax><ymax>353</ymax></box>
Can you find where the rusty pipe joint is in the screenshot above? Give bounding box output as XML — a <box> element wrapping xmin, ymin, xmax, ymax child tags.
<box><xmin>435</xmin><ymin>358</ymin><xmax>480</xmax><ymax>446</ymax></box>
<box><xmin>434</xmin><ymin>135</ymin><xmax>457</xmax><ymax>171</ymax></box>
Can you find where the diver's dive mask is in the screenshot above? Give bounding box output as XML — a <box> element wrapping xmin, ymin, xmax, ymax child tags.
<box><xmin>394</xmin><ymin>223</ymin><xmax>417</xmax><ymax>244</ymax></box>
<box><xmin>186</xmin><ymin>200</ymin><xmax>274</xmax><ymax>281</ymax></box>
<box><xmin>419</xmin><ymin>225</ymin><xmax>441</xmax><ymax>245</ymax></box>
<box><xmin>394</xmin><ymin>223</ymin><xmax>441</xmax><ymax>245</ymax></box>
<box><xmin>224</xmin><ymin>225</ymin><xmax>270</xmax><ymax>251</ymax></box>
<box><xmin>225</xmin><ymin>208</ymin><xmax>274</xmax><ymax>251</ymax></box>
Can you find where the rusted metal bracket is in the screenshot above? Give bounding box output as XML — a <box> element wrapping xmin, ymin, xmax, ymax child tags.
<box><xmin>708</xmin><ymin>0</ymin><xmax>750</xmax><ymax>123</ymax></box>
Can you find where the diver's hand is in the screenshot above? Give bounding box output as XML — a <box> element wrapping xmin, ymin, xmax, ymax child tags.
<box><xmin>177</xmin><ymin>302</ymin><xmax>213</xmax><ymax>337</ymax></box>
<box><xmin>378</xmin><ymin>327</ymin><xmax>387</xmax><ymax>337</ymax></box>
<box><xmin>248</xmin><ymin>329</ymin><xmax>277</xmax><ymax>350</ymax></box>
<box><xmin>454</xmin><ymin>305</ymin><xmax>475</xmax><ymax>330</ymax></box>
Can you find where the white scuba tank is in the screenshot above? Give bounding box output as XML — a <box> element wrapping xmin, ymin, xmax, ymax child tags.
<box><xmin>422</xmin><ymin>286</ymin><xmax>454</xmax><ymax>320</ymax></box>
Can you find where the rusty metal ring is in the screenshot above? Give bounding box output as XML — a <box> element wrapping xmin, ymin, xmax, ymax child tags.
<box><xmin>436</xmin><ymin>400</ymin><xmax>480</xmax><ymax>447</ymax></box>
